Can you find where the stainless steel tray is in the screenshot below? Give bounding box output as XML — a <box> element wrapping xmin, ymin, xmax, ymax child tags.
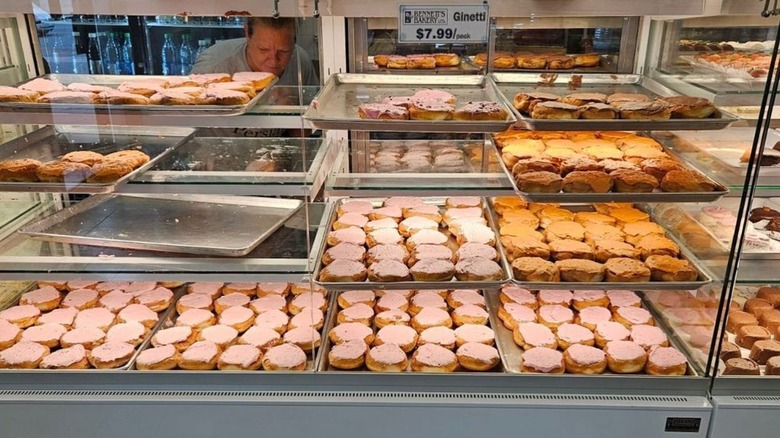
<box><xmin>0</xmin><ymin>125</ymin><xmax>193</xmax><ymax>193</ymax></box>
<box><xmin>130</xmin><ymin>284</ymin><xmax>328</xmax><ymax>371</ymax></box>
<box><xmin>485</xmin><ymin>292</ymin><xmax>699</xmax><ymax>376</ymax></box>
<box><xmin>486</xmin><ymin>201</ymin><xmax>714</xmax><ymax>290</ymax></box>
<box><xmin>303</xmin><ymin>74</ymin><xmax>517</xmax><ymax>133</ymax></box>
<box><xmin>313</xmin><ymin>197</ymin><xmax>512</xmax><ymax>291</ymax></box>
<box><xmin>492</xmin><ymin>73</ymin><xmax>739</xmax><ymax>131</ymax></box>
<box><xmin>494</xmin><ymin>137</ymin><xmax>730</xmax><ymax>203</ymax></box>
<box><xmin>19</xmin><ymin>194</ymin><xmax>303</xmax><ymax>257</ymax></box>
<box><xmin>0</xmin><ymin>74</ymin><xmax>277</xmax><ymax>116</ymax></box>
<box><xmin>317</xmin><ymin>290</ymin><xmax>506</xmax><ymax>373</ymax></box>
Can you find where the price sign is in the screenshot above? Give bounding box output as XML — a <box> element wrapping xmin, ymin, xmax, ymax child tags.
<box><xmin>398</xmin><ymin>4</ymin><xmax>489</xmax><ymax>44</ymax></box>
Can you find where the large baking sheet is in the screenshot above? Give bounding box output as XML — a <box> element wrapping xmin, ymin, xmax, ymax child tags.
<box><xmin>485</xmin><ymin>292</ymin><xmax>699</xmax><ymax>376</ymax></box>
<box><xmin>495</xmin><ymin>137</ymin><xmax>729</xmax><ymax>203</ymax></box>
<box><xmin>19</xmin><ymin>194</ymin><xmax>303</xmax><ymax>257</ymax></box>
<box><xmin>313</xmin><ymin>197</ymin><xmax>512</xmax><ymax>291</ymax></box>
<box><xmin>487</xmin><ymin>201</ymin><xmax>714</xmax><ymax>290</ymax></box>
<box><xmin>492</xmin><ymin>73</ymin><xmax>739</xmax><ymax>131</ymax></box>
<box><xmin>0</xmin><ymin>125</ymin><xmax>193</xmax><ymax>193</ymax></box>
<box><xmin>303</xmin><ymin>74</ymin><xmax>517</xmax><ymax>132</ymax></box>
<box><xmin>317</xmin><ymin>290</ymin><xmax>507</xmax><ymax>373</ymax></box>
<box><xmin>0</xmin><ymin>74</ymin><xmax>277</xmax><ymax>116</ymax></box>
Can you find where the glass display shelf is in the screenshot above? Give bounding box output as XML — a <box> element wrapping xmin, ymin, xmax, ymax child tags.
<box><xmin>0</xmin><ymin>200</ymin><xmax>328</xmax><ymax>281</ymax></box>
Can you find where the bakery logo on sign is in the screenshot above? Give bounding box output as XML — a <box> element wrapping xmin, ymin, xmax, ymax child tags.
<box><xmin>664</xmin><ymin>417</ymin><xmax>701</xmax><ymax>433</ymax></box>
<box><xmin>404</xmin><ymin>9</ymin><xmax>447</xmax><ymax>25</ymax></box>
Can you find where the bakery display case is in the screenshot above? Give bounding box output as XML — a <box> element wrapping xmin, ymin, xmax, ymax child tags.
<box><xmin>3</xmin><ymin>1</ymin><xmax>780</xmax><ymax>438</ymax></box>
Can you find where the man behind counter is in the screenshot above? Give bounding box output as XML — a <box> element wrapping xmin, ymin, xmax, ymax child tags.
<box><xmin>192</xmin><ymin>17</ymin><xmax>319</xmax><ymax>87</ymax></box>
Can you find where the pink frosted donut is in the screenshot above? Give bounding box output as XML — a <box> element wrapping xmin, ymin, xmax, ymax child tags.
<box><xmin>419</xmin><ymin>326</ymin><xmax>456</xmax><ymax>349</ymax></box>
<box><xmin>614</xmin><ymin>306</ymin><xmax>653</xmax><ymax>326</ymax></box>
<box><xmin>283</xmin><ymin>326</ymin><xmax>321</xmax><ymax>350</ymax></box>
<box><xmin>501</xmin><ymin>303</ymin><xmax>536</xmax><ymax>326</ymax></box>
<box><xmin>454</xmin><ymin>324</ymin><xmax>495</xmax><ymax>346</ymax></box>
<box><xmin>176</xmin><ymin>293</ymin><xmax>213</xmax><ymax>312</ymax></box>
<box><xmin>36</xmin><ymin>307</ymin><xmax>78</xmax><ymax>327</ymax></box>
<box><xmin>335</xmin><ymin>212</ymin><xmax>369</xmax><ymax>228</ymax></box>
<box><xmin>61</xmin><ymin>289</ymin><xmax>99</xmax><ymax>309</ymax></box>
<box><xmin>515</xmin><ymin>322</ymin><xmax>556</xmax><ymax>349</ymax></box>
<box><xmin>538</xmin><ymin>289</ymin><xmax>572</xmax><ymax>306</ymax></box>
<box><xmin>595</xmin><ymin>321</ymin><xmax>630</xmax><ymax>346</ymax></box>
<box><xmin>370</xmin><ymin>206</ymin><xmax>403</xmax><ymax>221</ymax></box>
<box><xmin>500</xmin><ymin>286</ymin><xmax>537</xmax><ymax>308</ymax></box>
<box><xmin>339</xmin><ymin>290</ymin><xmax>375</xmax><ymax>308</ymax></box>
<box><xmin>456</xmin><ymin>341</ymin><xmax>499</xmax><ymax>368</ymax></box>
<box><xmin>215</xmin><ymin>293</ymin><xmax>251</xmax><ymax>311</ymax></box>
<box><xmin>410</xmin><ymin>293</ymin><xmax>447</xmax><ymax>312</ymax></box>
<box><xmin>606</xmin><ymin>290</ymin><xmax>641</xmax><ymax>308</ymax></box>
<box><xmin>365</xmin><ymin>218</ymin><xmax>399</xmax><ymax>231</ymax></box>
<box><xmin>375</xmin><ymin>324</ymin><xmax>418</xmax><ymax>352</ymax></box>
<box><xmin>572</xmin><ymin>290</ymin><xmax>607</xmax><ymax>309</ymax></box>
<box><xmin>338</xmin><ymin>303</ymin><xmax>374</xmax><ymax>324</ymax></box>
<box><xmin>256</xmin><ymin>282</ymin><xmax>290</xmax><ymax>296</ymax></box>
<box><xmin>152</xmin><ymin>326</ymin><xmax>193</xmax><ymax>348</ymax></box>
<box><xmin>223</xmin><ymin>282</ymin><xmax>258</xmax><ymax>296</ymax></box>
<box><xmin>106</xmin><ymin>321</ymin><xmax>146</xmax><ymax>345</ymax></box>
<box><xmin>412</xmin><ymin>343</ymin><xmax>457</xmax><ymax>371</ymax></box>
<box><xmin>187</xmin><ymin>282</ymin><xmax>224</xmax><ymax>299</ymax></box>
<box><xmin>289</xmin><ymin>307</ymin><xmax>325</xmax><ymax>330</ymax></box>
<box><xmin>20</xmin><ymin>286</ymin><xmax>61</xmax><ymax>309</ymax></box>
<box><xmin>0</xmin><ymin>305</ymin><xmax>41</xmax><ymax>327</ymax></box>
<box><xmin>565</xmin><ymin>344</ymin><xmax>606</xmax><ymax>366</ymax></box>
<box><xmin>20</xmin><ymin>323</ymin><xmax>67</xmax><ymax>347</ymax></box>
<box><xmin>412</xmin><ymin>307</ymin><xmax>452</xmax><ymax>331</ymax></box>
<box><xmin>605</xmin><ymin>340</ymin><xmax>646</xmax><ymax>362</ymax></box>
<box><xmin>451</xmin><ymin>304</ymin><xmax>489</xmax><ymax>326</ymax></box>
<box><xmin>238</xmin><ymin>326</ymin><xmax>281</xmax><ymax>350</ymax></box>
<box><xmin>41</xmin><ymin>344</ymin><xmax>87</xmax><ymax>369</ymax></box>
<box><xmin>375</xmin><ymin>310</ymin><xmax>411</xmax><ymax>327</ymax></box>
<box><xmin>448</xmin><ymin>290</ymin><xmax>485</xmax><ymax>308</ymax></box>
<box><xmin>577</xmin><ymin>306</ymin><xmax>612</xmax><ymax>329</ymax></box>
<box><xmin>0</xmin><ymin>341</ymin><xmax>48</xmax><ymax>367</ymax></box>
<box><xmin>379</xmin><ymin>289</ymin><xmax>415</xmax><ymax>299</ymax></box>
<box><xmin>89</xmin><ymin>341</ymin><xmax>134</xmax><ymax>367</ymax></box>
<box><xmin>220</xmin><ymin>344</ymin><xmax>262</xmax><ymax>369</ymax></box>
<box><xmin>330</xmin><ymin>322</ymin><xmax>374</xmax><ymax>344</ymax></box>
<box><xmin>339</xmin><ymin>200</ymin><xmax>374</xmax><ymax>216</ymax></box>
<box><xmin>328</xmin><ymin>227</ymin><xmax>367</xmax><ymax>246</ymax></box>
<box><xmin>74</xmin><ymin>307</ymin><xmax>116</xmax><ymax>331</ymax></box>
<box><xmin>290</xmin><ymin>292</ymin><xmax>327</xmax><ymax>313</ymax></box>
<box><xmin>0</xmin><ymin>319</ymin><xmax>21</xmax><ymax>347</ymax></box>
<box><xmin>98</xmin><ymin>290</ymin><xmax>134</xmax><ymax>313</ymax></box>
<box><xmin>181</xmin><ymin>340</ymin><xmax>219</xmax><ymax>364</ymax></box>
<box><xmin>176</xmin><ymin>309</ymin><xmax>215</xmax><ymax>328</ymax></box>
<box><xmin>254</xmin><ymin>309</ymin><xmax>289</xmax><ymax>334</ymax></box>
<box><xmin>630</xmin><ymin>324</ymin><xmax>668</xmax><ymax>350</ymax></box>
<box><xmin>199</xmin><ymin>324</ymin><xmax>239</xmax><ymax>346</ymax></box>
<box><xmin>250</xmin><ymin>295</ymin><xmax>288</xmax><ymax>314</ymax></box>
<box><xmin>647</xmin><ymin>346</ymin><xmax>686</xmax><ymax>370</ymax></box>
<box><xmin>446</xmin><ymin>196</ymin><xmax>481</xmax><ymax>208</ymax></box>
<box><xmin>61</xmin><ymin>326</ymin><xmax>105</xmax><ymax>348</ymax></box>
<box><xmin>376</xmin><ymin>293</ymin><xmax>408</xmax><ymax>312</ymax></box>
<box><xmin>218</xmin><ymin>306</ymin><xmax>254</xmax><ymax>330</ymax></box>
<box><xmin>95</xmin><ymin>282</ymin><xmax>131</xmax><ymax>294</ymax></box>
<box><xmin>66</xmin><ymin>281</ymin><xmax>98</xmax><ymax>291</ymax></box>
<box><xmin>556</xmin><ymin>323</ymin><xmax>594</xmax><ymax>348</ymax></box>
<box><xmin>537</xmin><ymin>305</ymin><xmax>574</xmax><ymax>328</ymax></box>
<box><xmin>263</xmin><ymin>343</ymin><xmax>307</xmax><ymax>370</ymax></box>
<box><xmin>522</xmin><ymin>347</ymin><xmax>564</xmax><ymax>373</ymax></box>
<box><xmin>135</xmin><ymin>344</ymin><xmax>176</xmax><ymax>369</ymax></box>
<box><xmin>135</xmin><ymin>287</ymin><xmax>174</xmax><ymax>310</ymax></box>
<box><xmin>329</xmin><ymin>339</ymin><xmax>367</xmax><ymax>366</ymax></box>
<box><xmin>383</xmin><ymin>196</ymin><xmax>425</xmax><ymax>208</ymax></box>
<box><xmin>125</xmin><ymin>281</ymin><xmax>159</xmax><ymax>297</ymax></box>
<box><xmin>117</xmin><ymin>304</ymin><xmax>158</xmax><ymax>328</ymax></box>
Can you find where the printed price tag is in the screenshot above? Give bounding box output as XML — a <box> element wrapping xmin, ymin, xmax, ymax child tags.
<box><xmin>398</xmin><ymin>4</ymin><xmax>489</xmax><ymax>44</ymax></box>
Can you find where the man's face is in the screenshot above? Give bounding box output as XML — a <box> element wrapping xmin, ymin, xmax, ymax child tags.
<box><xmin>246</xmin><ymin>25</ymin><xmax>295</xmax><ymax>77</ymax></box>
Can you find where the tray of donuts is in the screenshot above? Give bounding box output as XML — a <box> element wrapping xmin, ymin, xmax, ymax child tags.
<box><xmin>0</xmin><ymin>73</ymin><xmax>277</xmax><ymax>116</ymax></box>
<box><xmin>491</xmin><ymin>73</ymin><xmax>738</xmax><ymax>131</ymax></box>
<box><xmin>369</xmin><ymin>53</ymin><xmax>479</xmax><ymax>74</ymax></box>
<box><xmin>487</xmin><ymin>285</ymin><xmax>696</xmax><ymax>376</ymax></box>
<box><xmin>0</xmin><ymin>280</ymin><xmax>185</xmax><ymax>370</ymax></box>
<box><xmin>473</xmin><ymin>53</ymin><xmax>607</xmax><ymax>72</ymax></box>
<box><xmin>318</xmin><ymin>289</ymin><xmax>506</xmax><ymax>373</ymax></box>
<box><xmin>492</xmin><ymin>129</ymin><xmax>729</xmax><ymax>203</ymax></box>
<box><xmin>0</xmin><ymin>125</ymin><xmax>193</xmax><ymax>193</ymax></box>
<box><xmin>129</xmin><ymin>282</ymin><xmax>330</xmax><ymax>371</ymax></box>
<box><xmin>313</xmin><ymin>197</ymin><xmax>512</xmax><ymax>291</ymax></box>
<box><xmin>488</xmin><ymin>198</ymin><xmax>714</xmax><ymax>291</ymax></box>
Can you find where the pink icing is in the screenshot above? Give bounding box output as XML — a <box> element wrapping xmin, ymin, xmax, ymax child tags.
<box><xmin>200</xmin><ymin>325</ymin><xmax>238</xmax><ymax>345</ymax></box>
<box><xmin>414</xmin><ymin>308</ymin><xmax>451</xmax><ymax>326</ymax></box>
<box><xmin>407</xmin><ymin>229</ymin><xmax>448</xmax><ymax>247</ymax></box>
<box><xmin>366</xmin><ymin>218</ymin><xmax>399</xmax><ymax>231</ymax></box>
<box><xmin>283</xmin><ymin>327</ymin><xmax>320</xmax><ymax>345</ymax></box>
<box><xmin>61</xmin><ymin>289</ymin><xmax>98</xmax><ymax>308</ymax></box>
<box><xmin>556</xmin><ymin>323</ymin><xmax>594</xmax><ymax>343</ymax></box>
<box><xmin>41</xmin><ymin>344</ymin><xmax>86</xmax><ymax>368</ymax></box>
<box><xmin>182</xmin><ymin>341</ymin><xmax>219</xmax><ymax>362</ymax></box>
<box><xmin>504</xmin><ymin>303</ymin><xmax>536</xmax><ymax>324</ymax></box>
<box><xmin>517</xmin><ymin>323</ymin><xmax>556</xmax><ymax>347</ymax></box>
<box><xmin>216</xmin><ymin>293</ymin><xmax>251</xmax><ymax>310</ymax></box>
<box><xmin>106</xmin><ymin>321</ymin><xmax>146</xmax><ymax>344</ymax></box>
<box><xmin>501</xmin><ymin>286</ymin><xmax>536</xmax><ymax>306</ymax></box>
<box><xmin>20</xmin><ymin>286</ymin><xmax>61</xmax><ymax>305</ymax></box>
<box><xmin>0</xmin><ymin>305</ymin><xmax>40</xmax><ymax>322</ymax></box>
<box><xmin>522</xmin><ymin>347</ymin><xmax>563</xmax><ymax>372</ymax></box>
<box><xmin>339</xmin><ymin>303</ymin><xmax>373</xmax><ymax>321</ymax></box>
<box><xmin>67</xmin><ymin>281</ymin><xmax>98</xmax><ymax>290</ymax></box>
<box><xmin>328</xmin><ymin>227</ymin><xmax>366</xmax><ymax>246</ymax></box>
<box><xmin>330</xmin><ymin>339</ymin><xmax>367</xmax><ymax>360</ymax></box>
<box><xmin>21</xmin><ymin>323</ymin><xmax>67</xmax><ymax>343</ymax></box>
<box><xmin>96</xmin><ymin>282</ymin><xmax>131</xmax><ymax>293</ymax></box>
<box><xmin>135</xmin><ymin>287</ymin><xmax>173</xmax><ymax>307</ymax></box>
<box><xmin>264</xmin><ymin>343</ymin><xmax>307</xmax><ymax>368</ymax></box>
<box><xmin>369</xmin><ymin>229</ymin><xmax>403</xmax><ymax>245</ymax></box>
<box><xmin>413</xmin><ymin>89</ymin><xmax>455</xmax><ymax>103</ymax></box>
<box><xmin>376</xmin><ymin>294</ymin><xmax>407</xmax><ymax>311</ymax></box>
<box><xmin>0</xmin><ymin>319</ymin><xmax>20</xmax><ymax>343</ymax></box>
<box><xmin>456</xmin><ymin>101</ymin><xmax>505</xmax><ymax>114</ymax></box>
<box><xmin>326</xmin><ymin>243</ymin><xmax>366</xmax><ymax>261</ymax></box>
<box><xmin>457</xmin><ymin>342</ymin><xmax>499</xmax><ymax>362</ymax></box>
<box><xmin>371</xmin><ymin>206</ymin><xmax>403</xmax><ymax>219</ymax></box>
<box><xmin>118</xmin><ymin>304</ymin><xmax>158</xmax><ymax>324</ymax></box>
<box><xmin>136</xmin><ymin>344</ymin><xmax>176</xmax><ymax>366</ymax></box>
<box><xmin>187</xmin><ymin>282</ymin><xmax>223</xmax><ymax>298</ymax></box>
<box><xmin>605</xmin><ymin>340</ymin><xmax>645</xmax><ymax>361</ymax></box>
<box><xmin>340</xmin><ymin>201</ymin><xmax>374</xmax><ymax>215</ymax></box>
<box><xmin>153</xmin><ymin>326</ymin><xmax>192</xmax><ymax>346</ymax></box>
<box><xmin>539</xmin><ymin>305</ymin><xmax>574</xmax><ymax>324</ymax></box>
<box><xmin>225</xmin><ymin>282</ymin><xmax>257</xmax><ymax>293</ymax></box>
<box><xmin>221</xmin><ymin>345</ymin><xmax>261</xmax><ymax>367</ymax></box>
<box><xmin>410</xmin><ymin>98</ymin><xmax>454</xmax><ymax>112</ymax></box>
<box><xmin>359</xmin><ymin>103</ymin><xmax>408</xmax><ymax>119</ymax></box>
<box><xmin>91</xmin><ymin>341</ymin><xmax>134</xmax><ymax>362</ymax></box>
<box><xmin>411</xmin><ymin>294</ymin><xmax>446</xmax><ymax>310</ymax></box>
<box><xmin>289</xmin><ymin>307</ymin><xmax>324</xmax><ymax>328</ymax></box>
<box><xmin>573</xmin><ymin>290</ymin><xmax>607</xmax><ymax>304</ymax></box>
<box><xmin>177</xmin><ymin>293</ymin><xmax>213</xmax><ymax>311</ymax></box>
<box><xmin>538</xmin><ymin>290</ymin><xmax>573</xmax><ymax>306</ymax></box>
<box><xmin>376</xmin><ymin>310</ymin><xmax>410</xmax><ymax>325</ymax></box>
<box><xmin>382</xmin><ymin>290</ymin><xmax>415</xmax><ymax>299</ymax></box>
<box><xmin>340</xmin><ymin>290</ymin><xmax>375</xmax><ymax>306</ymax></box>
<box><xmin>453</xmin><ymin>304</ymin><xmax>488</xmax><ymax>320</ymax></box>
<box><xmin>596</xmin><ymin>322</ymin><xmax>630</xmax><ymax>342</ymax></box>
<box><xmin>125</xmin><ymin>282</ymin><xmax>158</xmax><ymax>297</ymax></box>
<box><xmin>383</xmin><ymin>197</ymin><xmax>425</xmax><ymax>208</ymax></box>
<box><xmin>239</xmin><ymin>326</ymin><xmax>281</xmax><ymax>348</ymax></box>
<box><xmin>368</xmin><ymin>344</ymin><xmax>407</xmax><ymax>365</ymax></box>
<box><xmin>176</xmin><ymin>309</ymin><xmax>214</xmax><ymax>327</ymax></box>
<box><xmin>336</xmin><ymin>212</ymin><xmax>369</xmax><ymax>228</ymax></box>
<box><xmin>36</xmin><ymin>307</ymin><xmax>78</xmax><ymax>326</ymax></box>
<box><xmin>250</xmin><ymin>295</ymin><xmax>287</xmax><ymax>314</ymax></box>
<box><xmin>291</xmin><ymin>293</ymin><xmax>327</xmax><ymax>311</ymax></box>
<box><xmin>648</xmin><ymin>346</ymin><xmax>686</xmax><ymax>367</ymax></box>
<box><xmin>0</xmin><ymin>341</ymin><xmax>47</xmax><ymax>364</ymax></box>
<box><xmin>616</xmin><ymin>307</ymin><xmax>652</xmax><ymax>325</ymax></box>
<box><xmin>630</xmin><ymin>325</ymin><xmax>667</xmax><ymax>349</ymax></box>
<box><xmin>412</xmin><ymin>245</ymin><xmax>453</xmax><ymax>262</ymax></box>
<box><xmin>566</xmin><ymin>344</ymin><xmax>606</xmax><ymax>365</ymax></box>
<box><xmin>74</xmin><ymin>308</ymin><xmax>116</xmax><ymax>330</ymax></box>
<box><xmin>420</xmin><ymin>326</ymin><xmax>456</xmax><ymax>346</ymax></box>
<box><xmin>382</xmin><ymin>96</ymin><xmax>414</xmax><ymax>107</ymax></box>
<box><xmin>578</xmin><ymin>307</ymin><xmax>612</xmax><ymax>326</ymax></box>
<box><xmin>254</xmin><ymin>310</ymin><xmax>289</xmax><ymax>330</ymax></box>
<box><xmin>332</xmin><ymin>323</ymin><xmax>373</xmax><ymax>342</ymax></box>
<box><xmin>377</xmin><ymin>324</ymin><xmax>417</xmax><ymax>346</ymax></box>
<box><xmin>606</xmin><ymin>290</ymin><xmax>640</xmax><ymax>308</ymax></box>
<box><xmin>454</xmin><ymin>324</ymin><xmax>495</xmax><ymax>344</ymax></box>
<box><xmin>257</xmin><ymin>283</ymin><xmax>290</xmax><ymax>295</ymax></box>
<box><xmin>414</xmin><ymin>343</ymin><xmax>456</xmax><ymax>366</ymax></box>
<box><xmin>219</xmin><ymin>306</ymin><xmax>254</xmax><ymax>326</ymax></box>
<box><xmin>448</xmin><ymin>290</ymin><xmax>484</xmax><ymax>308</ymax></box>
<box><xmin>61</xmin><ymin>327</ymin><xmax>105</xmax><ymax>345</ymax></box>
<box><xmin>405</xmin><ymin>204</ymin><xmax>441</xmax><ymax>217</ymax></box>
<box><xmin>99</xmin><ymin>290</ymin><xmax>134</xmax><ymax>313</ymax></box>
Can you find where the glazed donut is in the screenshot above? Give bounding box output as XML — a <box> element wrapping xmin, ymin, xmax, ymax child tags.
<box><xmin>521</xmin><ymin>347</ymin><xmax>564</xmax><ymax>373</ymax></box>
<box><xmin>374</xmin><ymin>324</ymin><xmax>418</xmax><ymax>352</ymax></box>
<box><xmin>0</xmin><ymin>319</ymin><xmax>21</xmax><ymax>350</ymax></box>
<box><xmin>40</xmin><ymin>344</ymin><xmax>90</xmax><ymax>370</ymax></box>
<box><xmin>412</xmin><ymin>308</ymin><xmax>453</xmax><ymax>332</ymax></box>
<box><xmin>498</xmin><ymin>303</ymin><xmax>536</xmax><ymax>330</ymax></box>
<box><xmin>175</xmin><ymin>309</ymin><xmax>216</xmax><ymax>330</ymax></box>
<box><xmin>254</xmin><ymin>310</ymin><xmax>289</xmax><ymax>334</ymax></box>
<box><xmin>572</xmin><ymin>290</ymin><xmax>609</xmax><ymax>310</ymax></box>
<box><xmin>135</xmin><ymin>344</ymin><xmax>180</xmax><ymax>370</ymax></box>
<box><xmin>262</xmin><ymin>343</ymin><xmax>307</xmax><ymax>371</ymax></box>
<box><xmin>563</xmin><ymin>344</ymin><xmax>607</xmax><ymax>374</ymax></box>
<box><xmin>289</xmin><ymin>307</ymin><xmax>325</xmax><ymax>331</ymax></box>
<box><xmin>20</xmin><ymin>323</ymin><xmax>67</xmax><ymax>348</ymax></box>
<box><xmin>454</xmin><ymin>324</ymin><xmax>495</xmax><ymax>347</ymax></box>
<box><xmin>630</xmin><ymin>324</ymin><xmax>669</xmax><ymax>350</ymax></box>
<box><xmin>575</xmin><ymin>306</ymin><xmax>612</xmax><ymax>331</ymax></box>
<box><xmin>412</xmin><ymin>343</ymin><xmax>459</xmax><ymax>372</ymax></box>
<box><xmin>222</xmin><ymin>282</ymin><xmax>257</xmax><ymax>297</ymax></box>
<box><xmin>555</xmin><ymin>323</ymin><xmax>595</xmax><ymax>349</ymax></box>
<box><xmin>418</xmin><ymin>326</ymin><xmax>457</xmax><ymax>350</ymax></box>
<box><xmin>88</xmin><ymin>341</ymin><xmax>135</xmax><ymax>369</ymax></box>
<box><xmin>73</xmin><ymin>307</ymin><xmax>116</xmax><ymax>331</ymax></box>
<box><xmin>537</xmin><ymin>305</ymin><xmax>575</xmax><ymax>330</ymax></box>
<box><xmin>594</xmin><ymin>321</ymin><xmax>630</xmax><ymax>348</ymax></box>
<box><xmin>238</xmin><ymin>326</ymin><xmax>282</xmax><ymax>351</ymax></box>
<box><xmin>152</xmin><ymin>325</ymin><xmax>197</xmax><ymax>351</ymax></box>
<box><xmin>289</xmin><ymin>292</ymin><xmax>328</xmax><ymax>314</ymax></box>
<box><xmin>366</xmin><ymin>344</ymin><xmax>409</xmax><ymax>372</ymax></box>
<box><xmin>179</xmin><ymin>340</ymin><xmax>221</xmax><ymax>370</ymax></box>
<box><xmin>329</xmin><ymin>322</ymin><xmax>374</xmax><ymax>345</ymax></box>
<box><xmin>0</xmin><ymin>341</ymin><xmax>49</xmax><ymax>369</ymax></box>
<box><xmin>328</xmin><ymin>339</ymin><xmax>367</xmax><ymax>370</ymax></box>
<box><xmin>613</xmin><ymin>306</ymin><xmax>654</xmax><ymax>327</ymax></box>
<box><xmin>375</xmin><ymin>293</ymin><xmax>409</xmax><ymax>313</ymax></box>
<box><xmin>19</xmin><ymin>286</ymin><xmax>62</xmax><ymax>311</ymax></box>
<box><xmin>218</xmin><ymin>306</ymin><xmax>255</xmax><ymax>333</ymax></box>
<box><xmin>499</xmin><ymin>286</ymin><xmax>537</xmax><ymax>309</ymax></box>
<box><xmin>604</xmin><ymin>340</ymin><xmax>647</xmax><ymax>373</ymax></box>
<box><xmin>60</xmin><ymin>327</ymin><xmax>105</xmax><ymax>349</ymax></box>
<box><xmin>218</xmin><ymin>344</ymin><xmax>263</xmax><ymax>370</ymax></box>
<box><xmin>337</xmin><ymin>303</ymin><xmax>373</xmax><ymax>326</ymax></box>
<box><xmin>250</xmin><ymin>294</ymin><xmax>288</xmax><ymax>315</ymax></box>
<box><xmin>447</xmin><ymin>290</ymin><xmax>485</xmax><ymax>309</ymax></box>
<box><xmin>513</xmin><ymin>322</ymin><xmax>557</xmax><ymax>350</ymax></box>
<box><xmin>61</xmin><ymin>289</ymin><xmax>99</xmax><ymax>310</ymax></box>
<box><xmin>214</xmin><ymin>293</ymin><xmax>251</xmax><ymax>314</ymax></box>
<box><xmin>374</xmin><ymin>310</ymin><xmax>411</xmax><ymax>329</ymax></box>
<box><xmin>451</xmin><ymin>305</ymin><xmax>489</xmax><ymax>326</ymax></box>
<box><xmin>99</xmin><ymin>290</ymin><xmax>134</xmax><ymax>313</ymax></box>
<box><xmin>338</xmin><ymin>290</ymin><xmax>376</xmax><ymax>309</ymax></box>
<box><xmin>0</xmin><ymin>305</ymin><xmax>41</xmax><ymax>328</ymax></box>
<box><xmin>456</xmin><ymin>342</ymin><xmax>500</xmax><ymax>371</ymax></box>
<box><xmin>644</xmin><ymin>346</ymin><xmax>687</xmax><ymax>375</ymax></box>
<box><xmin>198</xmin><ymin>324</ymin><xmax>239</xmax><ymax>349</ymax></box>
<box><xmin>36</xmin><ymin>307</ymin><xmax>78</xmax><ymax>328</ymax></box>
<box><xmin>187</xmin><ymin>282</ymin><xmax>224</xmax><ymax>299</ymax></box>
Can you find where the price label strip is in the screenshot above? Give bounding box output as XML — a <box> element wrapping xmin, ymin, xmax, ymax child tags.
<box><xmin>398</xmin><ymin>4</ymin><xmax>489</xmax><ymax>44</ymax></box>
